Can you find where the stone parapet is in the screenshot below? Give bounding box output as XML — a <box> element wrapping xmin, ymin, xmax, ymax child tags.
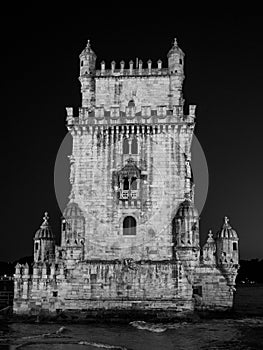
<box><xmin>66</xmin><ymin>105</ymin><xmax>196</xmax><ymax>128</ymax></box>
<box><xmin>95</xmin><ymin>67</ymin><xmax>170</xmax><ymax>77</ymax></box>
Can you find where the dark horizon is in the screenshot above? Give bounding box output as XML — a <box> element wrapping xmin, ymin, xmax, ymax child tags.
<box><xmin>1</xmin><ymin>15</ymin><xmax>263</xmax><ymax>262</ymax></box>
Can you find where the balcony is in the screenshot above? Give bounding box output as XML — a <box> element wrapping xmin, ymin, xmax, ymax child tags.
<box><xmin>120</xmin><ymin>190</ymin><xmax>129</xmax><ymax>199</ymax></box>
<box><xmin>131</xmin><ymin>190</ymin><xmax>138</xmax><ymax>199</ymax></box>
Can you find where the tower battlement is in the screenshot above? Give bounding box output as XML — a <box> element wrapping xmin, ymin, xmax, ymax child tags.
<box><xmin>66</xmin><ymin>105</ymin><xmax>196</xmax><ymax>128</ymax></box>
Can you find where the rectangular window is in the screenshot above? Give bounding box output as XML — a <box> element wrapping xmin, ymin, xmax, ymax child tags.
<box><xmin>233</xmin><ymin>242</ymin><xmax>237</xmax><ymax>251</ymax></box>
<box><xmin>193</xmin><ymin>285</ymin><xmax>202</xmax><ymax>297</ymax></box>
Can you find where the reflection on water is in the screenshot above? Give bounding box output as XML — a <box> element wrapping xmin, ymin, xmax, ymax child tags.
<box><xmin>0</xmin><ymin>285</ymin><xmax>262</xmax><ymax>350</ymax></box>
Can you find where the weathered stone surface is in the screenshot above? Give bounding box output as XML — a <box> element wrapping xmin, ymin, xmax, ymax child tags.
<box><xmin>13</xmin><ymin>39</ymin><xmax>239</xmax><ymax>317</ymax></box>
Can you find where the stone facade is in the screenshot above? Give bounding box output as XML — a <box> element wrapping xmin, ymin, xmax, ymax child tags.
<box><xmin>13</xmin><ymin>39</ymin><xmax>239</xmax><ymax>318</ymax></box>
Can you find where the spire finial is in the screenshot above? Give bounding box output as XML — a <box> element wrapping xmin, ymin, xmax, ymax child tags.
<box><xmin>174</xmin><ymin>38</ymin><xmax>178</xmax><ymax>46</ymax></box>
<box><xmin>224</xmin><ymin>216</ymin><xmax>229</xmax><ymax>225</ymax></box>
<box><xmin>41</xmin><ymin>212</ymin><xmax>49</xmax><ymax>228</ymax></box>
<box><xmin>87</xmin><ymin>39</ymin><xmax>90</xmax><ymax>47</ymax></box>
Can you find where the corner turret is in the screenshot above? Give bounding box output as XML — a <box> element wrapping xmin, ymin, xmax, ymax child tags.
<box><xmin>173</xmin><ymin>199</ymin><xmax>200</xmax><ymax>249</ymax></box>
<box><xmin>215</xmin><ymin>216</ymin><xmax>239</xmax><ymax>286</ymax></box>
<box><xmin>167</xmin><ymin>38</ymin><xmax>185</xmax><ymax>75</ymax></box>
<box><xmin>33</xmin><ymin>212</ymin><xmax>55</xmax><ymax>263</ymax></box>
<box><xmin>60</xmin><ymin>202</ymin><xmax>85</xmax><ymax>263</ymax></box>
<box><xmin>79</xmin><ymin>39</ymin><xmax>96</xmax><ymax>76</ymax></box>
<box><xmin>79</xmin><ymin>40</ymin><xmax>96</xmax><ymax>108</ymax></box>
<box><xmin>173</xmin><ymin>199</ymin><xmax>200</xmax><ymax>269</ymax></box>
<box><xmin>167</xmin><ymin>38</ymin><xmax>185</xmax><ymax>108</ymax></box>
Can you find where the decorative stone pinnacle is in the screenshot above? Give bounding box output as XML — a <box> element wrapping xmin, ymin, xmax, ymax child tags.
<box><xmin>43</xmin><ymin>212</ymin><xmax>49</xmax><ymax>223</ymax></box>
<box><xmin>207</xmin><ymin>229</ymin><xmax>214</xmax><ymax>243</ymax></box>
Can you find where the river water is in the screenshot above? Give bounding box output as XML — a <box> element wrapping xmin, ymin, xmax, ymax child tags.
<box><xmin>0</xmin><ymin>285</ymin><xmax>262</xmax><ymax>350</ymax></box>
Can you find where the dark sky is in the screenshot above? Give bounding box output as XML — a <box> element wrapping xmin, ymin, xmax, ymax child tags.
<box><xmin>1</xmin><ymin>14</ymin><xmax>263</xmax><ymax>261</ymax></box>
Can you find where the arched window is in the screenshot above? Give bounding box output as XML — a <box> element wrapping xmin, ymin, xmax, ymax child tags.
<box><xmin>81</xmin><ymin>61</ymin><xmax>84</xmax><ymax>67</ymax></box>
<box><xmin>123</xmin><ymin>177</ymin><xmax>129</xmax><ymax>190</ymax></box>
<box><xmin>123</xmin><ymin>216</ymin><xmax>136</xmax><ymax>235</ymax></box>
<box><xmin>123</xmin><ymin>138</ymin><xmax>129</xmax><ymax>154</ymax></box>
<box><xmin>131</xmin><ymin>138</ymin><xmax>138</xmax><ymax>154</ymax></box>
<box><xmin>35</xmin><ymin>242</ymin><xmax>39</xmax><ymax>250</ymax></box>
<box><xmin>128</xmin><ymin>99</ymin><xmax>135</xmax><ymax>107</ymax></box>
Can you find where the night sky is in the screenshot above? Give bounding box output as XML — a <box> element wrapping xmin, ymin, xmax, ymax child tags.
<box><xmin>1</xmin><ymin>14</ymin><xmax>262</xmax><ymax>261</ymax></box>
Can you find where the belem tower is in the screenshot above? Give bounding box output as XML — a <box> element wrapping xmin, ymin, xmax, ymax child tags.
<box><xmin>13</xmin><ymin>39</ymin><xmax>239</xmax><ymax>317</ymax></box>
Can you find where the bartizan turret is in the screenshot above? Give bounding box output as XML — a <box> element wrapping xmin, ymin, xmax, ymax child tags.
<box><xmin>216</xmin><ymin>216</ymin><xmax>239</xmax><ymax>287</ymax></box>
<box><xmin>79</xmin><ymin>39</ymin><xmax>96</xmax><ymax>108</ymax></box>
<box><xmin>60</xmin><ymin>202</ymin><xmax>85</xmax><ymax>264</ymax></box>
<box><xmin>167</xmin><ymin>38</ymin><xmax>185</xmax><ymax>108</ymax></box>
<box><xmin>173</xmin><ymin>198</ymin><xmax>200</xmax><ymax>281</ymax></box>
<box><xmin>33</xmin><ymin>212</ymin><xmax>55</xmax><ymax>263</ymax></box>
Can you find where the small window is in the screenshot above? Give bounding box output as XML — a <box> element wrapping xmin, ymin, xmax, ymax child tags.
<box><xmin>131</xmin><ymin>138</ymin><xmax>138</xmax><ymax>154</ymax></box>
<box><xmin>179</xmin><ymin>59</ymin><xmax>182</xmax><ymax>64</ymax></box>
<box><xmin>81</xmin><ymin>61</ymin><xmax>84</xmax><ymax>67</ymax></box>
<box><xmin>53</xmin><ymin>291</ymin><xmax>58</xmax><ymax>297</ymax></box>
<box><xmin>128</xmin><ymin>99</ymin><xmax>135</xmax><ymax>107</ymax></box>
<box><xmin>123</xmin><ymin>138</ymin><xmax>129</xmax><ymax>154</ymax></box>
<box><xmin>123</xmin><ymin>216</ymin><xmax>136</xmax><ymax>235</ymax></box>
<box><xmin>193</xmin><ymin>285</ymin><xmax>202</xmax><ymax>297</ymax></box>
<box><xmin>62</xmin><ymin>221</ymin><xmax>66</xmax><ymax>231</ymax></box>
<box><xmin>233</xmin><ymin>242</ymin><xmax>237</xmax><ymax>251</ymax></box>
<box><xmin>35</xmin><ymin>242</ymin><xmax>39</xmax><ymax>250</ymax></box>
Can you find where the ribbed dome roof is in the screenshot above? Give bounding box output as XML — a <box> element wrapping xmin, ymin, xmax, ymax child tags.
<box><xmin>217</xmin><ymin>216</ymin><xmax>238</xmax><ymax>239</ymax></box>
<box><xmin>119</xmin><ymin>158</ymin><xmax>141</xmax><ymax>177</ymax></box>
<box><xmin>167</xmin><ymin>38</ymin><xmax>184</xmax><ymax>57</ymax></box>
<box><xmin>80</xmin><ymin>39</ymin><xmax>96</xmax><ymax>58</ymax></box>
<box><xmin>34</xmin><ymin>212</ymin><xmax>54</xmax><ymax>240</ymax></box>
<box><xmin>175</xmin><ymin>199</ymin><xmax>199</xmax><ymax>218</ymax></box>
<box><xmin>63</xmin><ymin>202</ymin><xmax>84</xmax><ymax>218</ymax></box>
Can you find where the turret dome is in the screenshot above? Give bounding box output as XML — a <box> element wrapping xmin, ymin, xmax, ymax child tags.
<box><xmin>34</xmin><ymin>212</ymin><xmax>54</xmax><ymax>240</ymax></box>
<box><xmin>175</xmin><ymin>199</ymin><xmax>199</xmax><ymax>218</ymax></box>
<box><xmin>63</xmin><ymin>202</ymin><xmax>84</xmax><ymax>218</ymax></box>
<box><xmin>79</xmin><ymin>39</ymin><xmax>96</xmax><ymax>59</ymax></box>
<box><xmin>217</xmin><ymin>216</ymin><xmax>238</xmax><ymax>239</ymax></box>
<box><xmin>167</xmin><ymin>38</ymin><xmax>184</xmax><ymax>58</ymax></box>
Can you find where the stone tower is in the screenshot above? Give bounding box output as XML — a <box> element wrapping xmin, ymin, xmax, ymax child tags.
<box><xmin>13</xmin><ymin>39</ymin><xmax>240</xmax><ymax>318</ymax></box>
<box><xmin>65</xmin><ymin>38</ymin><xmax>196</xmax><ymax>262</ymax></box>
